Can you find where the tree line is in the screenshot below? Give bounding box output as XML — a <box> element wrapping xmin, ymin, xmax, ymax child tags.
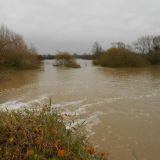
<box><xmin>92</xmin><ymin>35</ymin><xmax>160</xmax><ymax>67</ymax></box>
<box><xmin>92</xmin><ymin>35</ymin><xmax>160</xmax><ymax>55</ymax></box>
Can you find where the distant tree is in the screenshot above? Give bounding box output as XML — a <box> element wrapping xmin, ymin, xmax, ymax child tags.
<box><xmin>73</xmin><ymin>53</ymin><xmax>93</xmax><ymax>60</ymax></box>
<box><xmin>125</xmin><ymin>44</ymin><xmax>133</xmax><ymax>51</ymax></box>
<box><xmin>92</xmin><ymin>42</ymin><xmax>103</xmax><ymax>56</ymax></box>
<box><xmin>0</xmin><ymin>25</ymin><xmax>27</xmax><ymax>52</ymax></box>
<box><xmin>133</xmin><ymin>36</ymin><xmax>153</xmax><ymax>54</ymax></box>
<box><xmin>111</xmin><ymin>42</ymin><xmax>126</xmax><ymax>49</ymax></box>
<box><xmin>152</xmin><ymin>35</ymin><xmax>160</xmax><ymax>50</ymax></box>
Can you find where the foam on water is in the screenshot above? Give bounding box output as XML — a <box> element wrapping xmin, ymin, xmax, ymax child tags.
<box><xmin>0</xmin><ymin>95</ymin><xmax>104</xmax><ymax>136</ymax></box>
<box><xmin>0</xmin><ymin>95</ymin><xmax>49</xmax><ymax>109</ymax></box>
<box><xmin>66</xmin><ymin>111</ymin><xmax>104</xmax><ymax>136</ymax></box>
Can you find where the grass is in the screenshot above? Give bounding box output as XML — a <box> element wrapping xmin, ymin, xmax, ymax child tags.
<box><xmin>0</xmin><ymin>105</ymin><xmax>108</xmax><ymax>160</ymax></box>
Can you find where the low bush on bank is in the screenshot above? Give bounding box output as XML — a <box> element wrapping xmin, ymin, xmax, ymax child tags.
<box><xmin>54</xmin><ymin>52</ymin><xmax>80</xmax><ymax>68</ymax></box>
<box><xmin>0</xmin><ymin>106</ymin><xmax>108</xmax><ymax>160</ymax></box>
<box><xmin>93</xmin><ymin>48</ymin><xmax>148</xmax><ymax>67</ymax></box>
<box><xmin>0</xmin><ymin>49</ymin><xmax>40</xmax><ymax>69</ymax></box>
<box><xmin>145</xmin><ymin>50</ymin><xmax>160</xmax><ymax>65</ymax></box>
<box><xmin>0</xmin><ymin>25</ymin><xmax>41</xmax><ymax>70</ymax></box>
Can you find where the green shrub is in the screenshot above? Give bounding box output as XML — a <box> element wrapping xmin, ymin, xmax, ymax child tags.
<box><xmin>55</xmin><ymin>52</ymin><xmax>80</xmax><ymax>68</ymax></box>
<box><xmin>93</xmin><ymin>48</ymin><xmax>148</xmax><ymax>67</ymax></box>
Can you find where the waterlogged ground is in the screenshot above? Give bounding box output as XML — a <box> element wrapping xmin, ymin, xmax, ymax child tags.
<box><xmin>0</xmin><ymin>60</ymin><xmax>160</xmax><ymax>160</ymax></box>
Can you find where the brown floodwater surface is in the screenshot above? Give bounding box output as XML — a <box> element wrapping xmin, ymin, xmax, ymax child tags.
<box><xmin>0</xmin><ymin>60</ymin><xmax>160</xmax><ymax>160</ymax></box>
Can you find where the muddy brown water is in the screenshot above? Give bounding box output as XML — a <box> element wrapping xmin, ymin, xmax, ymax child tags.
<box><xmin>0</xmin><ymin>60</ymin><xmax>160</xmax><ymax>160</ymax></box>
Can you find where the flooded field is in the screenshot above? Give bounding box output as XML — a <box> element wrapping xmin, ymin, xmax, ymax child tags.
<box><xmin>0</xmin><ymin>60</ymin><xmax>160</xmax><ymax>160</ymax></box>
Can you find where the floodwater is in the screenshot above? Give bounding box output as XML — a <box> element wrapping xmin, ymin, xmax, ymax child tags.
<box><xmin>0</xmin><ymin>60</ymin><xmax>160</xmax><ymax>160</ymax></box>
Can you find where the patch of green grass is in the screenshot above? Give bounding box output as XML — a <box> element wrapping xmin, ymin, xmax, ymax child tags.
<box><xmin>0</xmin><ymin>106</ymin><xmax>108</xmax><ymax>160</ymax></box>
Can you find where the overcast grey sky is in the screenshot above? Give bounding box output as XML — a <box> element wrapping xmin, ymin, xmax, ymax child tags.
<box><xmin>0</xmin><ymin>0</ymin><xmax>160</xmax><ymax>54</ymax></box>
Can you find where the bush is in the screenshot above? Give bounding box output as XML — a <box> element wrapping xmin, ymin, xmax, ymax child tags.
<box><xmin>0</xmin><ymin>106</ymin><xmax>108</xmax><ymax>160</ymax></box>
<box><xmin>0</xmin><ymin>49</ymin><xmax>40</xmax><ymax>69</ymax></box>
<box><xmin>0</xmin><ymin>25</ymin><xmax>41</xmax><ymax>70</ymax></box>
<box><xmin>93</xmin><ymin>48</ymin><xmax>148</xmax><ymax>67</ymax></box>
<box><xmin>146</xmin><ymin>50</ymin><xmax>160</xmax><ymax>65</ymax></box>
<box><xmin>54</xmin><ymin>52</ymin><xmax>80</xmax><ymax>68</ymax></box>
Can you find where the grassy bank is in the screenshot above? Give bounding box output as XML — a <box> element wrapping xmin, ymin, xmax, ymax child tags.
<box><xmin>0</xmin><ymin>106</ymin><xmax>108</xmax><ymax>160</ymax></box>
<box><xmin>0</xmin><ymin>25</ymin><xmax>41</xmax><ymax>70</ymax></box>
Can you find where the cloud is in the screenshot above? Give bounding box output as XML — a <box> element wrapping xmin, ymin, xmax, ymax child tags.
<box><xmin>0</xmin><ymin>0</ymin><xmax>160</xmax><ymax>54</ymax></box>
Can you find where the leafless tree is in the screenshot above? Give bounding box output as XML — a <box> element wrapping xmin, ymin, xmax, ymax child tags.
<box><xmin>0</xmin><ymin>25</ymin><xmax>27</xmax><ymax>53</ymax></box>
<box><xmin>153</xmin><ymin>35</ymin><xmax>160</xmax><ymax>50</ymax></box>
<box><xmin>133</xmin><ymin>36</ymin><xmax>153</xmax><ymax>53</ymax></box>
<box><xmin>111</xmin><ymin>42</ymin><xmax>126</xmax><ymax>49</ymax></box>
<box><xmin>92</xmin><ymin>42</ymin><xmax>103</xmax><ymax>56</ymax></box>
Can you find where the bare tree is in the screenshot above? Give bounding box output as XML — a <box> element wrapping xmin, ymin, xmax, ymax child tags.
<box><xmin>153</xmin><ymin>35</ymin><xmax>160</xmax><ymax>50</ymax></box>
<box><xmin>92</xmin><ymin>42</ymin><xmax>103</xmax><ymax>56</ymax></box>
<box><xmin>111</xmin><ymin>42</ymin><xmax>126</xmax><ymax>49</ymax></box>
<box><xmin>133</xmin><ymin>36</ymin><xmax>153</xmax><ymax>53</ymax></box>
<box><xmin>0</xmin><ymin>25</ymin><xmax>27</xmax><ymax>53</ymax></box>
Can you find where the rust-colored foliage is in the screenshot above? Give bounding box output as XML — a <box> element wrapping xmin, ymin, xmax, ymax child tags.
<box><xmin>57</xmin><ymin>149</ymin><xmax>65</xmax><ymax>157</ymax></box>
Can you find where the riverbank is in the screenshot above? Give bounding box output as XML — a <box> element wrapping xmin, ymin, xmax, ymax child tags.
<box><xmin>0</xmin><ymin>105</ymin><xmax>108</xmax><ymax>160</ymax></box>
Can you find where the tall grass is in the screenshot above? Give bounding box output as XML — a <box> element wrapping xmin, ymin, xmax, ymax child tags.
<box><xmin>0</xmin><ymin>106</ymin><xmax>108</xmax><ymax>160</ymax></box>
